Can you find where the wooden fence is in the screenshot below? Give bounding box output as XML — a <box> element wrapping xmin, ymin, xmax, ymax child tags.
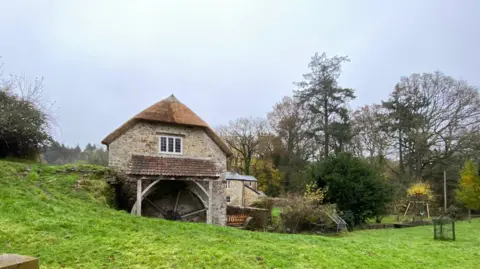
<box><xmin>227</xmin><ymin>214</ymin><xmax>249</xmax><ymax>226</ymax></box>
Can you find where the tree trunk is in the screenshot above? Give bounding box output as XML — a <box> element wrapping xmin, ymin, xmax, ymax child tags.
<box><xmin>468</xmin><ymin>209</ymin><xmax>472</xmax><ymax>223</ymax></box>
<box><xmin>399</xmin><ymin>131</ymin><xmax>404</xmax><ymax>173</ymax></box>
<box><xmin>415</xmin><ymin>132</ymin><xmax>422</xmax><ymax>180</ymax></box>
<box><xmin>324</xmin><ymin>97</ymin><xmax>329</xmax><ymax>159</ymax></box>
<box><xmin>244</xmin><ymin>156</ymin><xmax>251</xmax><ymax>175</ymax></box>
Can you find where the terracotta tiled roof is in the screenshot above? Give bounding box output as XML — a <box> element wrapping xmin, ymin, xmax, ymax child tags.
<box><xmin>126</xmin><ymin>154</ymin><xmax>220</xmax><ymax>178</ymax></box>
<box><xmin>101</xmin><ymin>95</ymin><xmax>232</xmax><ymax>156</ymax></box>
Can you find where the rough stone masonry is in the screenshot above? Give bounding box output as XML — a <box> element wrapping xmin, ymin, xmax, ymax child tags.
<box><xmin>101</xmin><ymin>95</ymin><xmax>231</xmax><ymax>226</ymax></box>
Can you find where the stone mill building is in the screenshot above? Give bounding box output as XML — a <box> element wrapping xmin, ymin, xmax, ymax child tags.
<box><xmin>101</xmin><ymin>95</ymin><xmax>232</xmax><ymax>225</ymax></box>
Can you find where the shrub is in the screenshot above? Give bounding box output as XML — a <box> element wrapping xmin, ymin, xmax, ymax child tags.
<box><xmin>304</xmin><ymin>182</ymin><xmax>324</xmax><ymax>203</ymax></box>
<box><xmin>407</xmin><ymin>182</ymin><xmax>434</xmax><ymax>201</ymax></box>
<box><xmin>0</xmin><ymin>81</ymin><xmax>51</xmax><ymax>159</ymax></box>
<box><xmin>317</xmin><ymin>153</ymin><xmax>393</xmax><ymax>227</ymax></box>
<box><xmin>279</xmin><ymin>188</ymin><xmax>337</xmax><ymax>233</ymax></box>
<box><xmin>250</xmin><ymin>197</ymin><xmax>275</xmax><ymax>212</ymax></box>
<box><xmin>280</xmin><ymin>194</ymin><xmax>322</xmax><ymax>233</ymax></box>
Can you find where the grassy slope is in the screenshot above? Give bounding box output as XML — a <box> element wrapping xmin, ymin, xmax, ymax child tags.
<box><xmin>1</xmin><ymin>161</ymin><xmax>479</xmax><ymax>269</ymax></box>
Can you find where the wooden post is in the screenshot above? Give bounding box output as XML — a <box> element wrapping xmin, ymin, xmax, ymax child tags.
<box><xmin>426</xmin><ymin>202</ymin><xmax>430</xmax><ymax>218</ymax></box>
<box><xmin>136</xmin><ymin>178</ymin><xmax>142</xmax><ymax>216</ymax></box>
<box><xmin>440</xmin><ymin>220</ymin><xmax>443</xmax><ymax>238</ymax></box>
<box><xmin>452</xmin><ymin>221</ymin><xmax>456</xmax><ymax>240</ymax></box>
<box><xmin>444</xmin><ymin>170</ymin><xmax>447</xmax><ymax>211</ymax></box>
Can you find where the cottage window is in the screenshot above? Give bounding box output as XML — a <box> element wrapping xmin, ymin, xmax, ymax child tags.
<box><xmin>159</xmin><ymin>135</ymin><xmax>182</xmax><ymax>154</ymax></box>
<box><xmin>248</xmin><ymin>181</ymin><xmax>252</xmax><ymax>187</ymax></box>
<box><xmin>226</xmin><ymin>180</ymin><xmax>231</xmax><ymax>189</ymax></box>
<box><xmin>226</xmin><ymin>196</ymin><xmax>231</xmax><ymax>203</ymax></box>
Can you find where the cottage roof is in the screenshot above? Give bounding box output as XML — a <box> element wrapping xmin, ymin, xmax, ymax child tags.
<box><xmin>127</xmin><ymin>154</ymin><xmax>220</xmax><ymax>177</ymax></box>
<box><xmin>101</xmin><ymin>95</ymin><xmax>232</xmax><ymax>156</ymax></box>
<box><xmin>225</xmin><ymin>172</ymin><xmax>258</xmax><ymax>182</ymax></box>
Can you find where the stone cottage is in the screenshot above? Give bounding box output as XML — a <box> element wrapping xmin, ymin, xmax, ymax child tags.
<box><xmin>101</xmin><ymin>95</ymin><xmax>232</xmax><ymax>226</ymax></box>
<box><xmin>225</xmin><ymin>172</ymin><xmax>266</xmax><ymax>207</ymax></box>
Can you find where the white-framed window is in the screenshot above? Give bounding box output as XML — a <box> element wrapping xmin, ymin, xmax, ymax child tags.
<box><xmin>248</xmin><ymin>181</ymin><xmax>252</xmax><ymax>187</ymax></box>
<box><xmin>226</xmin><ymin>196</ymin><xmax>231</xmax><ymax>203</ymax></box>
<box><xmin>159</xmin><ymin>135</ymin><xmax>182</xmax><ymax>154</ymax></box>
<box><xmin>226</xmin><ymin>180</ymin><xmax>231</xmax><ymax>189</ymax></box>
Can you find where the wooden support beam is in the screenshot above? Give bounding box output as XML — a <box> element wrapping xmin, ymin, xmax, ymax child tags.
<box><xmin>404</xmin><ymin>202</ymin><xmax>411</xmax><ymax>216</ymax></box>
<box><xmin>192</xmin><ymin>181</ymin><xmax>209</xmax><ymax>197</ymax></box>
<box><xmin>136</xmin><ymin>178</ymin><xmax>142</xmax><ymax>216</ymax></box>
<box><xmin>145</xmin><ymin>198</ymin><xmax>165</xmax><ymax>215</ymax></box>
<box><xmin>181</xmin><ymin>208</ymin><xmax>207</xmax><ymax>218</ymax></box>
<box><xmin>141</xmin><ymin>179</ymin><xmax>160</xmax><ymax>197</ymax></box>
<box><xmin>131</xmin><ymin>178</ymin><xmax>161</xmax><ymax>214</ymax></box>
<box><xmin>174</xmin><ymin>191</ymin><xmax>181</xmax><ymax>212</ymax></box>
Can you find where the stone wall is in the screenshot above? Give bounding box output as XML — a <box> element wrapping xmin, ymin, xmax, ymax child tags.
<box><xmin>108</xmin><ymin>122</ymin><xmax>226</xmax><ymax>172</ymax></box>
<box><xmin>107</xmin><ymin>121</ymin><xmax>227</xmax><ymax>226</ymax></box>
<box><xmin>225</xmin><ymin>180</ymin><xmax>261</xmax><ymax>207</ymax></box>
<box><xmin>210</xmin><ymin>179</ymin><xmax>227</xmax><ymax>225</ymax></box>
<box><xmin>244</xmin><ymin>186</ymin><xmax>261</xmax><ymax>206</ymax></box>
<box><xmin>225</xmin><ymin>180</ymin><xmax>244</xmax><ymax>206</ymax></box>
<box><xmin>245</xmin><ymin>181</ymin><xmax>257</xmax><ymax>190</ymax></box>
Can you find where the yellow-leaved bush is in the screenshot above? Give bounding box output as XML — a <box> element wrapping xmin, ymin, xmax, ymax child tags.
<box><xmin>407</xmin><ymin>182</ymin><xmax>434</xmax><ymax>201</ymax></box>
<box><xmin>304</xmin><ymin>182</ymin><xmax>324</xmax><ymax>203</ymax></box>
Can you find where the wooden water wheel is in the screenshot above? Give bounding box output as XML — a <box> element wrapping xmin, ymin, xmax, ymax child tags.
<box><xmin>140</xmin><ymin>182</ymin><xmax>208</xmax><ymax>222</ymax></box>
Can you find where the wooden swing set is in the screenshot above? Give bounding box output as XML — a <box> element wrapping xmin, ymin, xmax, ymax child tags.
<box><xmin>404</xmin><ymin>200</ymin><xmax>430</xmax><ymax>219</ymax></box>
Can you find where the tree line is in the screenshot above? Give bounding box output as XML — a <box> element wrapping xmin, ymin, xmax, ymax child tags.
<box><xmin>218</xmin><ymin>52</ymin><xmax>480</xmax><ymax>217</ymax></box>
<box><xmin>42</xmin><ymin>142</ymin><xmax>108</xmax><ymax>166</ymax></box>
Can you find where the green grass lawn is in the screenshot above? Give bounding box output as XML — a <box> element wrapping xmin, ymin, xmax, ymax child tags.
<box><xmin>1</xmin><ymin>160</ymin><xmax>480</xmax><ymax>269</ymax></box>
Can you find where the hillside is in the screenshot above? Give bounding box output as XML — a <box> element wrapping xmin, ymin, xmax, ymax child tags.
<box><xmin>0</xmin><ymin>160</ymin><xmax>479</xmax><ymax>269</ymax></box>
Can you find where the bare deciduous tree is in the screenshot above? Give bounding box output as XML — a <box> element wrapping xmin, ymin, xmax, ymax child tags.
<box><xmin>351</xmin><ymin>104</ymin><xmax>391</xmax><ymax>159</ymax></box>
<box><xmin>268</xmin><ymin>96</ymin><xmax>314</xmax><ymax>161</ymax></box>
<box><xmin>217</xmin><ymin>117</ymin><xmax>267</xmax><ymax>175</ymax></box>
<box><xmin>382</xmin><ymin>71</ymin><xmax>480</xmax><ymax>179</ymax></box>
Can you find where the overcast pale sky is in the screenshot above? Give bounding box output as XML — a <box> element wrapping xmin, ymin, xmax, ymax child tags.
<box><xmin>0</xmin><ymin>0</ymin><xmax>478</xmax><ymax>147</ymax></box>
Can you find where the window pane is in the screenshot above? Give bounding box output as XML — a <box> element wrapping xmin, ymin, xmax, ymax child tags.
<box><xmin>160</xmin><ymin>137</ymin><xmax>167</xmax><ymax>152</ymax></box>
<box><xmin>175</xmin><ymin>138</ymin><xmax>181</xmax><ymax>153</ymax></box>
<box><xmin>168</xmin><ymin>137</ymin><xmax>174</xmax><ymax>152</ymax></box>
